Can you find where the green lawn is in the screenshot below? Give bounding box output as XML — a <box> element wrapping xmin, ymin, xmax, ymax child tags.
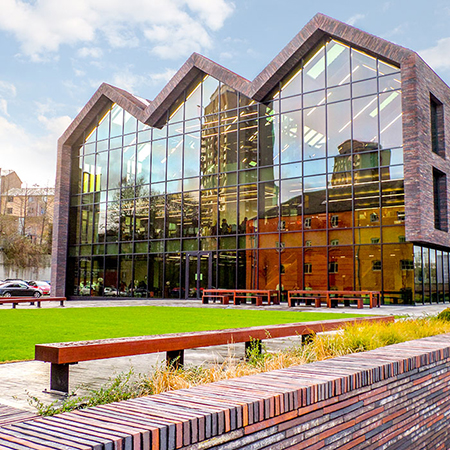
<box><xmin>0</xmin><ymin>306</ymin><xmax>368</xmax><ymax>362</ymax></box>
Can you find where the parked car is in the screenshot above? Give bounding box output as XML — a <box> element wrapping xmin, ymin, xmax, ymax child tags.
<box><xmin>0</xmin><ymin>282</ymin><xmax>42</xmax><ymax>298</ymax></box>
<box><xmin>27</xmin><ymin>281</ymin><xmax>51</xmax><ymax>295</ymax></box>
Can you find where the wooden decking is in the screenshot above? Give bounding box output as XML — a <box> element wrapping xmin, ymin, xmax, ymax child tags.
<box><xmin>0</xmin><ymin>404</ymin><xmax>36</xmax><ymax>427</ymax></box>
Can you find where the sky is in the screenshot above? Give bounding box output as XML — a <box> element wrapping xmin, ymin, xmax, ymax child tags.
<box><xmin>1</xmin><ymin>0</ymin><xmax>450</xmax><ymax>187</ymax></box>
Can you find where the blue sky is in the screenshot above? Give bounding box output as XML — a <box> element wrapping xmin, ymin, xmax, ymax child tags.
<box><xmin>1</xmin><ymin>0</ymin><xmax>450</xmax><ymax>186</ymax></box>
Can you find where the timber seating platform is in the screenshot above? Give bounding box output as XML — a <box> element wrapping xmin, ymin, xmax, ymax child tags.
<box><xmin>35</xmin><ymin>315</ymin><xmax>393</xmax><ymax>393</ymax></box>
<box><xmin>0</xmin><ymin>405</ymin><xmax>36</xmax><ymax>427</ymax></box>
<box><xmin>0</xmin><ymin>296</ymin><xmax>66</xmax><ymax>308</ymax></box>
<box><xmin>202</xmin><ymin>289</ymin><xmax>280</xmax><ymax>306</ymax></box>
<box><xmin>287</xmin><ymin>290</ymin><xmax>380</xmax><ymax>309</ymax></box>
<box><xmin>2</xmin><ymin>334</ymin><xmax>450</xmax><ymax>450</ymax></box>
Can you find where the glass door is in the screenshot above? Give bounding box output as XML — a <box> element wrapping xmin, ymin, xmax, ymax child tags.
<box><xmin>186</xmin><ymin>252</ymin><xmax>212</xmax><ymax>298</ymax></box>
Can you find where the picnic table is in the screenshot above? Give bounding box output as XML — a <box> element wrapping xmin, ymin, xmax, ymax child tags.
<box><xmin>287</xmin><ymin>290</ymin><xmax>380</xmax><ymax>308</ymax></box>
<box><xmin>202</xmin><ymin>289</ymin><xmax>279</xmax><ymax>306</ymax></box>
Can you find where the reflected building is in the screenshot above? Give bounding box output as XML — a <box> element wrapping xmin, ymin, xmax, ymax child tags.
<box><xmin>53</xmin><ymin>14</ymin><xmax>450</xmax><ymax>304</ymax></box>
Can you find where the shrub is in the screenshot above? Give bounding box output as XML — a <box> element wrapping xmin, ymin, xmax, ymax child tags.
<box><xmin>437</xmin><ymin>308</ymin><xmax>450</xmax><ymax>322</ymax></box>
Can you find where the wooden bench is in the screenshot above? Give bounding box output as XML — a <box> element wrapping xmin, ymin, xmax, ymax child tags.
<box><xmin>35</xmin><ymin>316</ymin><xmax>393</xmax><ymax>393</ymax></box>
<box><xmin>202</xmin><ymin>289</ymin><xmax>280</xmax><ymax>306</ymax></box>
<box><xmin>288</xmin><ymin>290</ymin><xmax>380</xmax><ymax>308</ymax></box>
<box><xmin>0</xmin><ymin>296</ymin><xmax>66</xmax><ymax>309</ymax></box>
<box><xmin>202</xmin><ymin>289</ymin><xmax>235</xmax><ymax>305</ymax></box>
<box><xmin>233</xmin><ymin>289</ymin><xmax>280</xmax><ymax>306</ymax></box>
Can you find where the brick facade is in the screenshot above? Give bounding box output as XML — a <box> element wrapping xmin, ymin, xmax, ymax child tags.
<box><xmin>52</xmin><ymin>13</ymin><xmax>450</xmax><ymax>296</ymax></box>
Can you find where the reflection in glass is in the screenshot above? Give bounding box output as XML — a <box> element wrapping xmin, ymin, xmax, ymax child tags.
<box><xmin>203</xmin><ymin>76</ymin><xmax>220</xmax><ymax>115</ymax></box>
<box><xmin>303</xmin><ymin>45</ymin><xmax>325</xmax><ymax>93</ymax></box>
<box><xmin>184</xmin><ymin>133</ymin><xmax>200</xmax><ymax>177</ymax></box>
<box><xmin>167</xmin><ymin>136</ymin><xmax>183</xmax><ymax>180</ymax></box>
<box><xmin>351</xmin><ymin>48</ymin><xmax>377</xmax><ymax>82</ymax></box>
<box><xmin>151</xmin><ymin>140</ymin><xmax>166</xmax><ymax>183</ymax></box>
<box><xmin>281</xmin><ymin>66</ymin><xmax>302</xmax><ymax>97</ymax></box>
<box><xmin>136</xmin><ymin>143</ymin><xmax>150</xmax><ymax>185</ymax></box>
<box><xmin>304</xmin><ymin>105</ymin><xmax>325</xmax><ymax>159</ymax></box>
<box><xmin>183</xmin><ymin>191</ymin><xmax>199</xmax><ymax>237</ymax></box>
<box><xmin>379</xmin><ymin>91</ymin><xmax>402</xmax><ymax>149</ymax></box>
<box><xmin>326</xmin><ymin>40</ymin><xmax>350</xmax><ymax>87</ymax></box>
<box><xmin>240</xmin><ymin>119</ymin><xmax>258</xmax><ymax>170</ymax></box>
<box><xmin>327</xmin><ymin>101</ymin><xmax>351</xmax><ymax>157</ymax></box>
<box><xmin>110</xmin><ymin>105</ymin><xmax>123</xmax><ymax>137</ymax></box>
<box><xmin>352</xmin><ymin>96</ymin><xmax>378</xmax><ymax>143</ymax></box>
<box><xmin>281</xmin><ymin>111</ymin><xmax>301</xmax><ymax>164</ymax></box>
<box><xmin>219</xmin><ymin>187</ymin><xmax>237</xmax><ymax>235</ymax></box>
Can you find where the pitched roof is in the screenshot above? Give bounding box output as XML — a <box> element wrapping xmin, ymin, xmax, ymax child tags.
<box><xmin>60</xmin><ymin>13</ymin><xmax>417</xmax><ymax>147</ymax></box>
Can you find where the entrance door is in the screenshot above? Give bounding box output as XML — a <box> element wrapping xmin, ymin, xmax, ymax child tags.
<box><xmin>186</xmin><ymin>252</ymin><xmax>213</xmax><ymax>298</ymax></box>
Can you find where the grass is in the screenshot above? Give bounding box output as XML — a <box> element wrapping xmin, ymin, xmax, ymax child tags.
<box><xmin>29</xmin><ymin>315</ymin><xmax>450</xmax><ymax>416</ymax></box>
<box><xmin>0</xmin><ymin>306</ymin><xmax>365</xmax><ymax>362</ymax></box>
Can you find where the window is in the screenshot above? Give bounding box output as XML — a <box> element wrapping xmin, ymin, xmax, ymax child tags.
<box><xmin>433</xmin><ymin>168</ymin><xmax>448</xmax><ymax>231</ymax></box>
<box><xmin>397</xmin><ymin>211</ymin><xmax>405</xmax><ymax>222</ymax></box>
<box><xmin>29</xmin><ymin>197</ymin><xmax>34</xmax><ymax>203</ymax></box>
<box><xmin>398</xmin><ymin>235</ymin><xmax>406</xmax><ymax>243</ymax></box>
<box><xmin>305</xmin><ymin>240</ymin><xmax>312</xmax><ymax>247</ymax></box>
<box><xmin>304</xmin><ymin>218</ymin><xmax>311</xmax><ymax>228</ymax></box>
<box><xmin>6</xmin><ymin>208</ymin><xmax>12</xmax><ymax>214</ymax></box>
<box><xmin>330</xmin><ymin>239</ymin><xmax>339</xmax><ymax>246</ymax></box>
<box><xmin>401</xmin><ymin>260</ymin><xmax>414</xmax><ymax>270</ymax></box>
<box><xmin>304</xmin><ymin>263</ymin><xmax>312</xmax><ymax>274</ymax></box>
<box><xmin>330</xmin><ymin>215</ymin><xmax>339</xmax><ymax>227</ymax></box>
<box><xmin>370</xmin><ymin>212</ymin><xmax>379</xmax><ymax>223</ymax></box>
<box><xmin>430</xmin><ymin>94</ymin><xmax>445</xmax><ymax>157</ymax></box>
<box><xmin>278</xmin><ymin>220</ymin><xmax>286</xmax><ymax>231</ymax></box>
<box><xmin>371</xmin><ymin>237</ymin><xmax>380</xmax><ymax>244</ymax></box>
<box><xmin>372</xmin><ymin>260</ymin><xmax>382</xmax><ymax>271</ymax></box>
<box><xmin>7</xmin><ymin>196</ymin><xmax>13</xmax><ymax>202</ymax></box>
<box><xmin>328</xmin><ymin>262</ymin><xmax>338</xmax><ymax>273</ymax></box>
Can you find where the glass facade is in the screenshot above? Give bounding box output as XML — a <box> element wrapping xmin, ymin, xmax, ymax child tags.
<box><xmin>66</xmin><ymin>38</ymin><xmax>438</xmax><ymax>304</ymax></box>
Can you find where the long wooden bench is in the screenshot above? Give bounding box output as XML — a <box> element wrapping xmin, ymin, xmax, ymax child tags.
<box><xmin>35</xmin><ymin>316</ymin><xmax>393</xmax><ymax>393</ymax></box>
<box><xmin>0</xmin><ymin>296</ymin><xmax>66</xmax><ymax>308</ymax></box>
<box><xmin>288</xmin><ymin>290</ymin><xmax>380</xmax><ymax>308</ymax></box>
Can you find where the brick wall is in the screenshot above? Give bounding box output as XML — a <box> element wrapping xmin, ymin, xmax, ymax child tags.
<box><xmin>1</xmin><ymin>334</ymin><xmax>450</xmax><ymax>449</ymax></box>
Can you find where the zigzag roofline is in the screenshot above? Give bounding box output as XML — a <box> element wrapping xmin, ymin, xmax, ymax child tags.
<box><xmin>60</xmin><ymin>12</ymin><xmax>417</xmax><ymax>147</ymax></box>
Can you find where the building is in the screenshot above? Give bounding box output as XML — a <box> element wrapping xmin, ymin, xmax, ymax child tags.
<box><xmin>0</xmin><ymin>170</ymin><xmax>21</xmax><ymax>198</ymax></box>
<box><xmin>1</xmin><ymin>186</ymin><xmax>54</xmax><ymax>242</ymax></box>
<box><xmin>52</xmin><ymin>14</ymin><xmax>450</xmax><ymax>304</ymax></box>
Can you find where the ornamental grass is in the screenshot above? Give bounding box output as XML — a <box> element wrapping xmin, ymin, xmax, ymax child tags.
<box><xmin>30</xmin><ymin>314</ymin><xmax>450</xmax><ymax>416</ymax></box>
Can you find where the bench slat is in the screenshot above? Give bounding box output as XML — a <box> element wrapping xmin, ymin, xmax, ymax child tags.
<box><xmin>36</xmin><ymin>317</ymin><xmax>393</xmax><ymax>365</ymax></box>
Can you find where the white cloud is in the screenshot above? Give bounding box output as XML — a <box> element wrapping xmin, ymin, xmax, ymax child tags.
<box><xmin>149</xmin><ymin>68</ymin><xmax>177</xmax><ymax>84</ymax></box>
<box><xmin>0</xmin><ymin>99</ymin><xmax>8</xmax><ymax>116</ymax></box>
<box><xmin>346</xmin><ymin>14</ymin><xmax>365</xmax><ymax>26</ymax></box>
<box><xmin>0</xmin><ymin>114</ymin><xmax>71</xmax><ymax>186</ymax></box>
<box><xmin>420</xmin><ymin>38</ymin><xmax>450</xmax><ymax>70</ymax></box>
<box><xmin>77</xmin><ymin>47</ymin><xmax>103</xmax><ymax>59</ymax></box>
<box><xmin>107</xmin><ymin>67</ymin><xmax>177</xmax><ymax>93</ymax></box>
<box><xmin>0</xmin><ymin>80</ymin><xmax>16</xmax><ymax>117</ymax></box>
<box><xmin>0</xmin><ymin>0</ymin><xmax>235</xmax><ymax>61</ymax></box>
<box><xmin>0</xmin><ymin>80</ymin><xmax>17</xmax><ymax>98</ymax></box>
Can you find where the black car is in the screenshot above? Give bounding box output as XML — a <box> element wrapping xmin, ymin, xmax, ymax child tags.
<box><xmin>0</xmin><ymin>282</ymin><xmax>42</xmax><ymax>298</ymax></box>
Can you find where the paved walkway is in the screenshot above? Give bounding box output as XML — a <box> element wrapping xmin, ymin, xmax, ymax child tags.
<box><xmin>0</xmin><ymin>298</ymin><xmax>448</xmax><ymax>413</ymax></box>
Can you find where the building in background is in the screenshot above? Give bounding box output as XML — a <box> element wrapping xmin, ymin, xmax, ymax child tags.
<box><xmin>52</xmin><ymin>14</ymin><xmax>450</xmax><ymax>304</ymax></box>
<box><xmin>0</xmin><ymin>170</ymin><xmax>21</xmax><ymax>198</ymax></box>
<box><xmin>1</xmin><ymin>186</ymin><xmax>54</xmax><ymax>242</ymax></box>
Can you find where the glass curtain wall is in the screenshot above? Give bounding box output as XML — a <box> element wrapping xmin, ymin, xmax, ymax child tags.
<box><xmin>66</xmin><ymin>38</ymin><xmax>420</xmax><ymax>303</ymax></box>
